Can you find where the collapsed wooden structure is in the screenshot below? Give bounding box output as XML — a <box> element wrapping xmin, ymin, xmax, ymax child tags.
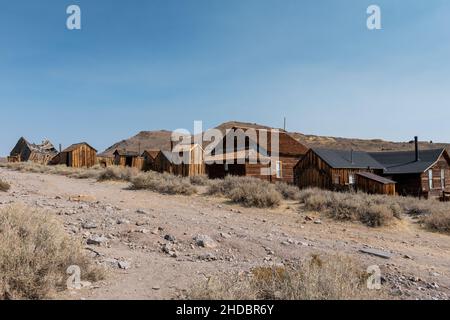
<box><xmin>9</xmin><ymin>137</ymin><xmax>58</xmax><ymax>164</ymax></box>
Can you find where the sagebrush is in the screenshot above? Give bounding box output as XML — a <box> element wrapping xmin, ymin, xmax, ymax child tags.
<box><xmin>0</xmin><ymin>205</ymin><xmax>104</xmax><ymax>299</ymax></box>
<box><xmin>189</xmin><ymin>254</ymin><xmax>384</xmax><ymax>300</ymax></box>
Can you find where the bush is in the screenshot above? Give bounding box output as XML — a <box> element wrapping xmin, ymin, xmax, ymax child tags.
<box><xmin>131</xmin><ymin>171</ymin><xmax>197</xmax><ymax>195</ymax></box>
<box><xmin>299</xmin><ymin>189</ymin><xmax>398</xmax><ymax>227</ymax></box>
<box><xmin>274</xmin><ymin>182</ymin><xmax>301</xmax><ymax>200</ymax></box>
<box><xmin>189</xmin><ymin>254</ymin><xmax>382</xmax><ymax>300</ymax></box>
<box><xmin>189</xmin><ymin>175</ymin><xmax>210</xmax><ymax>186</ymax></box>
<box><xmin>421</xmin><ymin>212</ymin><xmax>450</xmax><ymax>234</ymax></box>
<box><xmin>97</xmin><ymin>166</ymin><xmax>138</xmax><ymax>182</ymax></box>
<box><xmin>0</xmin><ymin>205</ymin><xmax>104</xmax><ymax>299</ymax></box>
<box><xmin>208</xmin><ymin>176</ymin><xmax>282</xmax><ymax>208</ymax></box>
<box><xmin>0</xmin><ymin>179</ymin><xmax>10</xmax><ymax>192</ymax></box>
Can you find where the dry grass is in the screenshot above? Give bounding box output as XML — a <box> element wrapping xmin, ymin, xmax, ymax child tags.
<box><xmin>189</xmin><ymin>254</ymin><xmax>384</xmax><ymax>300</ymax></box>
<box><xmin>0</xmin><ymin>179</ymin><xmax>10</xmax><ymax>192</ymax></box>
<box><xmin>189</xmin><ymin>175</ymin><xmax>210</xmax><ymax>186</ymax></box>
<box><xmin>0</xmin><ymin>162</ymin><xmax>103</xmax><ymax>180</ymax></box>
<box><xmin>208</xmin><ymin>176</ymin><xmax>282</xmax><ymax>208</ymax></box>
<box><xmin>275</xmin><ymin>182</ymin><xmax>301</xmax><ymax>200</ymax></box>
<box><xmin>0</xmin><ymin>205</ymin><xmax>104</xmax><ymax>299</ymax></box>
<box><xmin>97</xmin><ymin>166</ymin><xmax>139</xmax><ymax>182</ymax></box>
<box><xmin>131</xmin><ymin>171</ymin><xmax>197</xmax><ymax>195</ymax></box>
<box><xmin>299</xmin><ymin>188</ymin><xmax>450</xmax><ymax>230</ymax></box>
<box><xmin>299</xmin><ymin>188</ymin><xmax>401</xmax><ymax>227</ymax></box>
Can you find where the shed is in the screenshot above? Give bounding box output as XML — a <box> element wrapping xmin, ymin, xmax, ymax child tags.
<box><xmin>141</xmin><ymin>150</ymin><xmax>160</xmax><ymax>171</ymax></box>
<box><xmin>52</xmin><ymin>143</ymin><xmax>97</xmax><ymax>168</ymax></box>
<box><xmin>113</xmin><ymin>150</ymin><xmax>144</xmax><ymax>170</ymax></box>
<box><xmin>356</xmin><ymin>172</ymin><xmax>396</xmax><ymax>196</ymax></box>
<box><xmin>154</xmin><ymin>144</ymin><xmax>205</xmax><ymax>177</ymax></box>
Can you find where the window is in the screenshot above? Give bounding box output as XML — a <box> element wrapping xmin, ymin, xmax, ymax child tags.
<box><xmin>348</xmin><ymin>173</ymin><xmax>355</xmax><ymax>185</ymax></box>
<box><xmin>441</xmin><ymin>169</ymin><xmax>446</xmax><ymax>189</ymax></box>
<box><xmin>428</xmin><ymin>170</ymin><xmax>433</xmax><ymax>189</ymax></box>
<box><xmin>276</xmin><ymin>161</ymin><xmax>282</xmax><ymax>179</ymax></box>
<box><xmin>333</xmin><ymin>174</ymin><xmax>340</xmax><ymax>185</ymax></box>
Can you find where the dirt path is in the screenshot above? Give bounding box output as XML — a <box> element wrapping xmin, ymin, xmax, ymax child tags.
<box><xmin>1</xmin><ymin>168</ymin><xmax>449</xmax><ymax>300</ymax></box>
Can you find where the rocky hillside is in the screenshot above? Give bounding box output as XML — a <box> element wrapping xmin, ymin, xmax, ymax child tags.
<box><xmin>99</xmin><ymin>121</ymin><xmax>450</xmax><ymax>156</ymax></box>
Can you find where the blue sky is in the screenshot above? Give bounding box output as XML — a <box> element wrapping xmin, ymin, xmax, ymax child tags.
<box><xmin>1</xmin><ymin>0</ymin><xmax>450</xmax><ymax>155</ymax></box>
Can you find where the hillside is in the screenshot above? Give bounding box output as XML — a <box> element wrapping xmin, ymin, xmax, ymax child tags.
<box><xmin>99</xmin><ymin>121</ymin><xmax>450</xmax><ymax>156</ymax></box>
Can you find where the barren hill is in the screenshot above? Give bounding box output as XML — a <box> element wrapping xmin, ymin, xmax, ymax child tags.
<box><xmin>99</xmin><ymin>121</ymin><xmax>450</xmax><ymax>156</ymax></box>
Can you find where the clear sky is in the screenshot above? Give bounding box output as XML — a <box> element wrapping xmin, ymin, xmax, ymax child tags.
<box><xmin>1</xmin><ymin>0</ymin><xmax>450</xmax><ymax>155</ymax></box>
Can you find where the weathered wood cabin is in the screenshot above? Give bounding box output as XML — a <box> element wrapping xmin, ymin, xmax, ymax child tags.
<box><xmin>113</xmin><ymin>150</ymin><xmax>144</xmax><ymax>170</ymax></box>
<box><xmin>369</xmin><ymin>147</ymin><xmax>450</xmax><ymax>198</ymax></box>
<box><xmin>9</xmin><ymin>137</ymin><xmax>58</xmax><ymax>164</ymax></box>
<box><xmin>294</xmin><ymin>137</ymin><xmax>450</xmax><ymax>198</ymax></box>
<box><xmin>154</xmin><ymin>144</ymin><xmax>205</xmax><ymax>176</ymax></box>
<box><xmin>51</xmin><ymin>142</ymin><xmax>98</xmax><ymax>168</ymax></box>
<box><xmin>205</xmin><ymin>126</ymin><xmax>308</xmax><ymax>183</ymax></box>
<box><xmin>142</xmin><ymin>150</ymin><xmax>160</xmax><ymax>171</ymax></box>
<box><xmin>294</xmin><ymin>148</ymin><xmax>387</xmax><ymax>192</ymax></box>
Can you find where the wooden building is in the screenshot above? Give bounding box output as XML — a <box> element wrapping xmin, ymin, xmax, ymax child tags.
<box><xmin>294</xmin><ymin>137</ymin><xmax>450</xmax><ymax>198</ymax></box>
<box><xmin>142</xmin><ymin>150</ymin><xmax>160</xmax><ymax>171</ymax></box>
<box><xmin>205</xmin><ymin>126</ymin><xmax>308</xmax><ymax>183</ymax></box>
<box><xmin>154</xmin><ymin>144</ymin><xmax>205</xmax><ymax>177</ymax></box>
<box><xmin>51</xmin><ymin>143</ymin><xmax>97</xmax><ymax>168</ymax></box>
<box><xmin>9</xmin><ymin>137</ymin><xmax>58</xmax><ymax>164</ymax></box>
<box><xmin>294</xmin><ymin>148</ymin><xmax>386</xmax><ymax>192</ymax></box>
<box><xmin>113</xmin><ymin>150</ymin><xmax>144</xmax><ymax>170</ymax></box>
<box><xmin>97</xmin><ymin>156</ymin><xmax>114</xmax><ymax>168</ymax></box>
<box><xmin>356</xmin><ymin>172</ymin><xmax>396</xmax><ymax>196</ymax></box>
<box><xmin>369</xmin><ymin>147</ymin><xmax>450</xmax><ymax>198</ymax></box>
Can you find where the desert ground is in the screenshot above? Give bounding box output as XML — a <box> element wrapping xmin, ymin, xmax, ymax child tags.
<box><xmin>0</xmin><ymin>167</ymin><xmax>449</xmax><ymax>300</ymax></box>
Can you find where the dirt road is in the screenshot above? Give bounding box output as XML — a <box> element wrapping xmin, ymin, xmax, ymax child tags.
<box><xmin>1</xmin><ymin>168</ymin><xmax>449</xmax><ymax>300</ymax></box>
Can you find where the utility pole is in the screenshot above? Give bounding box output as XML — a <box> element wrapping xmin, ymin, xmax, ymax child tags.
<box><xmin>283</xmin><ymin>117</ymin><xmax>286</xmax><ymax>131</ymax></box>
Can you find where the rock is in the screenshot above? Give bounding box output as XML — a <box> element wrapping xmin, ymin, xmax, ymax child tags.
<box><xmin>403</xmin><ymin>254</ymin><xmax>412</xmax><ymax>259</ymax></box>
<box><xmin>359</xmin><ymin>248</ymin><xmax>392</xmax><ymax>259</ymax></box>
<box><xmin>87</xmin><ymin>235</ymin><xmax>108</xmax><ymax>246</ymax></box>
<box><xmin>220</xmin><ymin>232</ymin><xmax>231</xmax><ymax>239</ymax></box>
<box><xmin>82</xmin><ymin>221</ymin><xmax>98</xmax><ymax>230</ymax></box>
<box><xmin>164</xmin><ymin>234</ymin><xmax>176</xmax><ymax>242</ymax></box>
<box><xmin>152</xmin><ymin>285</ymin><xmax>160</xmax><ymax>290</ymax></box>
<box><xmin>136</xmin><ymin>209</ymin><xmax>151</xmax><ymax>215</ymax></box>
<box><xmin>117</xmin><ymin>218</ymin><xmax>130</xmax><ymax>225</ymax></box>
<box><xmin>198</xmin><ymin>253</ymin><xmax>217</xmax><ymax>261</ymax></box>
<box><xmin>314</xmin><ymin>220</ymin><xmax>322</xmax><ymax>224</ymax></box>
<box><xmin>118</xmin><ymin>261</ymin><xmax>130</xmax><ymax>270</ymax></box>
<box><xmin>194</xmin><ymin>235</ymin><xmax>217</xmax><ymax>248</ymax></box>
<box><xmin>304</xmin><ymin>216</ymin><xmax>313</xmax><ymax>221</ymax></box>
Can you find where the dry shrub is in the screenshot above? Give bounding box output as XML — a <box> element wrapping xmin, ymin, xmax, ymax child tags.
<box><xmin>299</xmin><ymin>188</ymin><xmax>398</xmax><ymax>227</ymax></box>
<box><xmin>0</xmin><ymin>179</ymin><xmax>10</xmax><ymax>192</ymax></box>
<box><xmin>131</xmin><ymin>171</ymin><xmax>197</xmax><ymax>195</ymax></box>
<box><xmin>0</xmin><ymin>205</ymin><xmax>104</xmax><ymax>299</ymax></box>
<box><xmin>208</xmin><ymin>176</ymin><xmax>281</xmax><ymax>208</ymax></box>
<box><xmin>97</xmin><ymin>166</ymin><xmax>138</xmax><ymax>182</ymax></box>
<box><xmin>0</xmin><ymin>162</ymin><xmax>103</xmax><ymax>180</ymax></box>
<box><xmin>189</xmin><ymin>254</ymin><xmax>383</xmax><ymax>300</ymax></box>
<box><xmin>275</xmin><ymin>182</ymin><xmax>301</xmax><ymax>200</ymax></box>
<box><xmin>189</xmin><ymin>175</ymin><xmax>210</xmax><ymax>186</ymax></box>
<box><xmin>421</xmin><ymin>212</ymin><xmax>450</xmax><ymax>234</ymax></box>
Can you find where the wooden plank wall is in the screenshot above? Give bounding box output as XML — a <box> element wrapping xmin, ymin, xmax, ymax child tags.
<box><xmin>356</xmin><ymin>175</ymin><xmax>396</xmax><ymax>196</ymax></box>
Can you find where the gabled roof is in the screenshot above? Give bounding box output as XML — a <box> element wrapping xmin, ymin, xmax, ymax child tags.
<box><xmin>311</xmin><ymin>148</ymin><xmax>385</xmax><ymax>170</ymax></box>
<box><xmin>356</xmin><ymin>172</ymin><xmax>396</xmax><ymax>184</ymax></box>
<box><xmin>113</xmin><ymin>149</ymin><xmax>140</xmax><ymax>157</ymax></box>
<box><xmin>142</xmin><ymin>149</ymin><xmax>160</xmax><ymax>159</ymax></box>
<box><xmin>62</xmin><ymin>142</ymin><xmax>97</xmax><ymax>153</ymax></box>
<box><xmin>369</xmin><ymin>149</ymin><xmax>446</xmax><ymax>174</ymax></box>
